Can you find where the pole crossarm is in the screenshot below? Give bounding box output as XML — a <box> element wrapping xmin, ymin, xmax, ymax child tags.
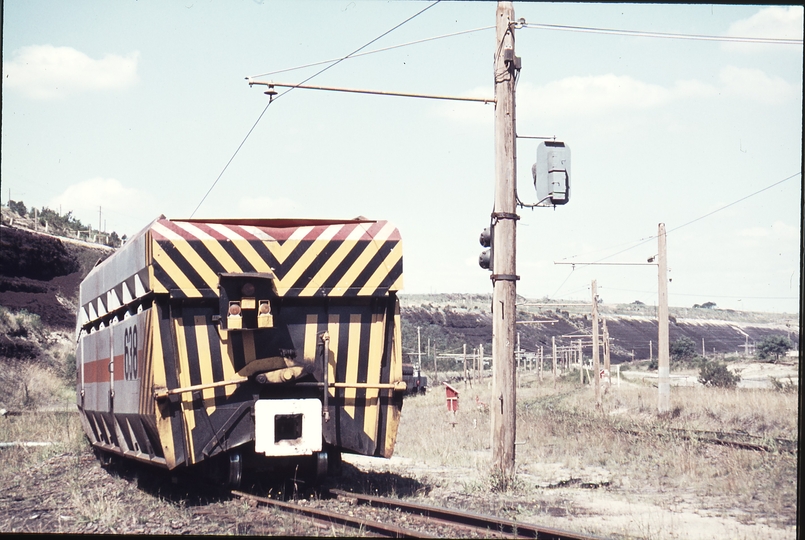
<box><xmin>554</xmin><ymin>261</ymin><xmax>657</xmax><ymax>266</ymax></box>
<box><xmin>247</xmin><ymin>80</ymin><xmax>495</xmax><ymax>104</ymax></box>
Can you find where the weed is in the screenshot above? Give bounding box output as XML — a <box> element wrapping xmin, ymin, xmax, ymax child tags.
<box><xmin>769</xmin><ymin>376</ymin><xmax>797</xmax><ymax>393</ymax></box>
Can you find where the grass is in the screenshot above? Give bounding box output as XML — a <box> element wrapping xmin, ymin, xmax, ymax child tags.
<box><xmin>394</xmin><ymin>369</ymin><xmax>798</xmax><ymax>536</ymax></box>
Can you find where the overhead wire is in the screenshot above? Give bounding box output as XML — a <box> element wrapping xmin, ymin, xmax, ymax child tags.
<box><xmin>190</xmin><ymin>0</ymin><xmax>442</xmax><ymax>218</ymax></box>
<box><xmin>551</xmin><ymin>171</ymin><xmax>801</xmax><ymax>297</ymax></box>
<box><xmin>521</xmin><ymin>22</ymin><xmax>804</xmax><ymax>45</ymax></box>
<box><xmin>247</xmin><ymin>25</ymin><xmax>494</xmax><ymax>79</ymax></box>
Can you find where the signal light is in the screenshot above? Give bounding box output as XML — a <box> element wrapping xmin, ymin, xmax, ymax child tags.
<box><xmin>258</xmin><ymin>300</ymin><xmax>274</xmax><ymax>328</ymax></box>
<box><xmin>227</xmin><ymin>301</ymin><xmax>243</xmax><ymax>329</ymax></box>
<box><xmin>478</xmin><ymin>225</ymin><xmax>493</xmax><ymax>271</ymax></box>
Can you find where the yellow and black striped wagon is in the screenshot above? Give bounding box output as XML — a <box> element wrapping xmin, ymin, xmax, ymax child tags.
<box><xmin>76</xmin><ymin>216</ymin><xmax>405</xmax><ymax>484</ymax></box>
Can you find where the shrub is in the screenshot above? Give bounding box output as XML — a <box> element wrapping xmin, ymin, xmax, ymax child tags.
<box><xmin>670</xmin><ymin>336</ymin><xmax>697</xmax><ymax>360</ymax></box>
<box><xmin>756</xmin><ymin>335</ymin><xmax>793</xmax><ymax>363</ymax></box>
<box><xmin>698</xmin><ymin>359</ymin><xmax>740</xmax><ymax>388</ymax></box>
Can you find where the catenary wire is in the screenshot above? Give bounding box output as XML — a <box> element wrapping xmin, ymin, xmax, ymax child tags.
<box><xmin>190</xmin><ymin>1</ymin><xmax>442</xmax><ymax>218</ymax></box>
<box><xmin>551</xmin><ymin>172</ymin><xmax>801</xmax><ymax>297</ymax></box>
<box><xmin>247</xmin><ymin>25</ymin><xmax>494</xmax><ymax>79</ymax></box>
<box><xmin>560</xmin><ymin>172</ymin><xmax>800</xmax><ymax>267</ymax></box>
<box><xmin>522</xmin><ymin>22</ymin><xmax>803</xmax><ymax>45</ymax></box>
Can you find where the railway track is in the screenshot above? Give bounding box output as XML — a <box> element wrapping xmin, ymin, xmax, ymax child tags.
<box><xmin>231</xmin><ymin>488</ymin><xmax>605</xmax><ymax>539</ymax></box>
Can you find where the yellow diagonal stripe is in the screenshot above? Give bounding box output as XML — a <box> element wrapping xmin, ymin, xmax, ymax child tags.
<box><xmin>208</xmin><ymin>224</ymin><xmax>274</xmax><ymax>273</ymax></box>
<box><xmin>152</xmin><ymin>223</ymin><xmax>218</xmax><ymax>292</ymax></box>
<box><xmin>330</xmin><ymin>222</ymin><xmax>396</xmax><ymax>296</ymax></box>
<box><xmin>358</xmin><ymin>242</ymin><xmax>402</xmax><ymax>296</ymax></box>
<box><xmin>151</xmin><ymin>240</ymin><xmax>200</xmax><ymax>296</ymax></box>
<box><xmin>362</xmin><ymin>309</ymin><xmax>384</xmax><ymax>441</ymax></box>
<box><xmin>299</xmin><ymin>225</ymin><xmax>368</xmax><ymax>297</ymax></box>
<box><xmin>175</xmin><ymin>222</ymin><xmax>243</xmax><ymax>275</ymax></box>
<box><xmin>274</xmin><ymin>224</ymin><xmax>343</xmax><ymax>291</ymax></box>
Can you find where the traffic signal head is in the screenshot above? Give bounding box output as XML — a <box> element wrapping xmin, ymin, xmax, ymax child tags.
<box><xmin>478</xmin><ymin>226</ymin><xmax>493</xmax><ymax>271</ymax></box>
<box><xmin>533</xmin><ymin>141</ymin><xmax>571</xmax><ymax>206</ymax></box>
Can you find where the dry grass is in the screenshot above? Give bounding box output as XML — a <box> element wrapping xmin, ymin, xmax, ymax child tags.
<box><xmin>395</xmin><ymin>370</ymin><xmax>798</xmax><ymax>535</ymax></box>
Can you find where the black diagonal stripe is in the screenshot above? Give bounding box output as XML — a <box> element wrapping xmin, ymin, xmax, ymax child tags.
<box><xmin>377</xmin><ymin>257</ymin><xmax>403</xmax><ymax>293</ymax></box>
<box><xmin>281</xmin><ymin>241</ymin><xmax>339</xmax><ymax>294</ymax></box>
<box><xmin>343</xmin><ymin>241</ymin><xmax>398</xmax><ymax>294</ymax></box>
<box><xmin>154</xmin><ymin>241</ymin><xmax>207</xmax><ymax>292</ymax></box>
<box><xmin>158</xmin><ymin>300</ymin><xmax>187</xmax><ymax>466</ymax></box>
<box><xmin>227</xmin><ymin>331</ymin><xmax>247</xmax><ymax>373</ymax></box>
<box><xmin>180</xmin><ymin>239</ymin><xmax>228</xmax><ymax>280</ymax></box>
<box><xmin>275</xmin><ymin>242</ymin><xmax>312</xmax><ymax>280</ymax></box>
<box><xmin>353</xmin><ymin>309</ymin><xmax>370</xmax><ymax>434</ymax></box>
<box><xmin>279</xmin><ymin>240</ymin><xmax>359</xmax><ymax>294</ymax></box>
<box><xmin>217</xmin><ymin>240</ymin><xmax>258</xmax><ymax>273</ymax></box>
<box><xmin>181</xmin><ymin>309</ymin><xmax>203</xmax><ymax>387</ymax></box>
<box><xmin>316</xmin><ymin>241</ymin><xmax>371</xmax><ymax>292</ymax></box>
<box><xmin>375</xmin><ymin>296</ymin><xmax>396</xmax><ymax>455</ymax></box>
<box><xmin>245</xmin><ymin>240</ymin><xmax>280</xmax><ymax>272</ymax></box>
<box><xmin>158</xmin><ymin>301</ymin><xmax>179</xmax><ymax>389</ymax></box>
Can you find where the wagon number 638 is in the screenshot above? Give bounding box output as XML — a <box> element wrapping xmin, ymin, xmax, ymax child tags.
<box><xmin>124</xmin><ymin>326</ymin><xmax>139</xmax><ymax>381</ymax></box>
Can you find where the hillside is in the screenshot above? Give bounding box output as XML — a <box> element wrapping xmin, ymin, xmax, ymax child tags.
<box><xmin>0</xmin><ymin>221</ymin><xmax>798</xmax><ymax>410</ymax></box>
<box><xmin>398</xmin><ymin>293</ymin><xmax>798</xmax><ymax>366</ymax></box>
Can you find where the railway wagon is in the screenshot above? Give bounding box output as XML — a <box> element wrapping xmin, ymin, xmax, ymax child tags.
<box><xmin>76</xmin><ymin>216</ymin><xmax>405</xmax><ymax>485</ymax></box>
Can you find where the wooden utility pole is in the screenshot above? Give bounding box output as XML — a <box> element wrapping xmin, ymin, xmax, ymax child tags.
<box><xmin>657</xmin><ymin>223</ymin><xmax>670</xmax><ymax>413</ymax></box>
<box><xmin>416</xmin><ymin>327</ymin><xmax>421</xmax><ymax>369</ymax></box>
<box><xmin>552</xmin><ymin>336</ymin><xmax>557</xmax><ymax>388</ymax></box>
<box><xmin>603</xmin><ymin>318</ymin><xmax>611</xmax><ymax>387</ymax></box>
<box><xmin>433</xmin><ymin>343</ymin><xmax>438</xmax><ymax>383</ymax></box>
<box><xmin>463</xmin><ymin>344</ymin><xmax>469</xmax><ymax>388</ymax></box>
<box><xmin>491</xmin><ymin>0</ymin><xmax>518</xmax><ymax>484</ymax></box>
<box><xmin>592</xmin><ymin>280</ymin><xmax>601</xmax><ymax>408</ymax></box>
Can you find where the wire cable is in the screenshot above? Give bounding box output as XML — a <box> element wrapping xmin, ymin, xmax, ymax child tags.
<box><xmin>550</xmin><ymin>172</ymin><xmax>801</xmax><ymax>297</ymax></box>
<box><xmin>247</xmin><ymin>25</ymin><xmax>493</xmax><ymax>79</ymax></box>
<box><xmin>522</xmin><ymin>22</ymin><xmax>803</xmax><ymax>45</ymax></box>
<box><xmin>190</xmin><ymin>1</ymin><xmax>442</xmax><ymax>218</ymax></box>
<box><xmin>560</xmin><ymin>172</ymin><xmax>800</xmax><ymax>267</ymax></box>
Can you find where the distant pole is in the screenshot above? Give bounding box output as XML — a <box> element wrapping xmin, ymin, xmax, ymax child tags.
<box><xmin>491</xmin><ymin>0</ymin><xmax>518</xmax><ymax>484</ymax></box>
<box><xmin>417</xmin><ymin>326</ymin><xmax>422</xmax><ymax>371</ymax></box>
<box><xmin>603</xmin><ymin>318</ymin><xmax>611</xmax><ymax>387</ymax></box>
<box><xmin>433</xmin><ymin>343</ymin><xmax>438</xmax><ymax>383</ymax></box>
<box><xmin>592</xmin><ymin>280</ymin><xmax>601</xmax><ymax>408</ymax></box>
<box><xmin>464</xmin><ymin>344</ymin><xmax>470</xmax><ymax>388</ymax></box>
<box><xmin>702</xmin><ymin>337</ymin><xmax>706</xmax><ymax>358</ymax></box>
<box><xmin>657</xmin><ymin>223</ymin><xmax>670</xmax><ymax>413</ymax></box>
<box><xmin>552</xmin><ymin>336</ymin><xmax>557</xmax><ymax>388</ymax></box>
<box><xmin>650</xmin><ymin>340</ymin><xmax>653</xmax><ymax>361</ymax></box>
<box><xmin>99</xmin><ymin>206</ymin><xmax>102</xmax><ymax>233</ymax></box>
<box><xmin>479</xmin><ymin>343</ymin><xmax>484</xmax><ymax>379</ymax></box>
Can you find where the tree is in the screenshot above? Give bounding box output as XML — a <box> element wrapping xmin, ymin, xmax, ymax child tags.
<box><xmin>693</xmin><ymin>301</ymin><xmax>717</xmax><ymax>309</ymax></box>
<box><xmin>756</xmin><ymin>335</ymin><xmax>793</xmax><ymax>363</ymax></box>
<box><xmin>670</xmin><ymin>336</ymin><xmax>696</xmax><ymax>360</ymax></box>
<box><xmin>698</xmin><ymin>359</ymin><xmax>740</xmax><ymax>388</ymax></box>
<box><xmin>8</xmin><ymin>200</ymin><xmax>26</xmax><ymax>217</ymax></box>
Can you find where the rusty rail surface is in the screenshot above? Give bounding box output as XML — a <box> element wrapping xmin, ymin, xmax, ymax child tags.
<box><xmin>230</xmin><ymin>489</ymin><xmax>430</xmax><ymax>538</ymax></box>
<box><xmin>329</xmin><ymin>488</ymin><xmax>606</xmax><ymax>540</ymax></box>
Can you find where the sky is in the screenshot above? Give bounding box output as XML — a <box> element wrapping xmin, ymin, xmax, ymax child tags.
<box><xmin>2</xmin><ymin>1</ymin><xmax>802</xmax><ymax>314</ymax></box>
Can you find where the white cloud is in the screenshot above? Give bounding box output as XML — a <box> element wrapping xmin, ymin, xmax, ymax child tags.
<box><xmin>718</xmin><ymin>66</ymin><xmax>799</xmax><ymax>104</ymax></box>
<box><xmin>49</xmin><ymin>177</ymin><xmax>156</xmax><ymax>235</ymax></box>
<box><xmin>770</xmin><ymin>220</ymin><xmax>800</xmax><ymax>240</ymax></box>
<box><xmin>441</xmin><ymin>65</ymin><xmax>794</xmax><ymax>126</ymax></box>
<box><xmin>3</xmin><ymin>45</ymin><xmax>139</xmax><ymax>100</ymax></box>
<box><xmin>516</xmin><ymin>76</ymin><xmax>716</xmax><ymax>119</ymax></box>
<box><xmin>722</xmin><ymin>6</ymin><xmax>804</xmax><ymax>52</ymax></box>
<box><xmin>737</xmin><ymin>220</ymin><xmax>800</xmax><ymax>245</ymax></box>
<box><xmin>237</xmin><ymin>196</ymin><xmax>299</xmax><ymax>217</ymax></box>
